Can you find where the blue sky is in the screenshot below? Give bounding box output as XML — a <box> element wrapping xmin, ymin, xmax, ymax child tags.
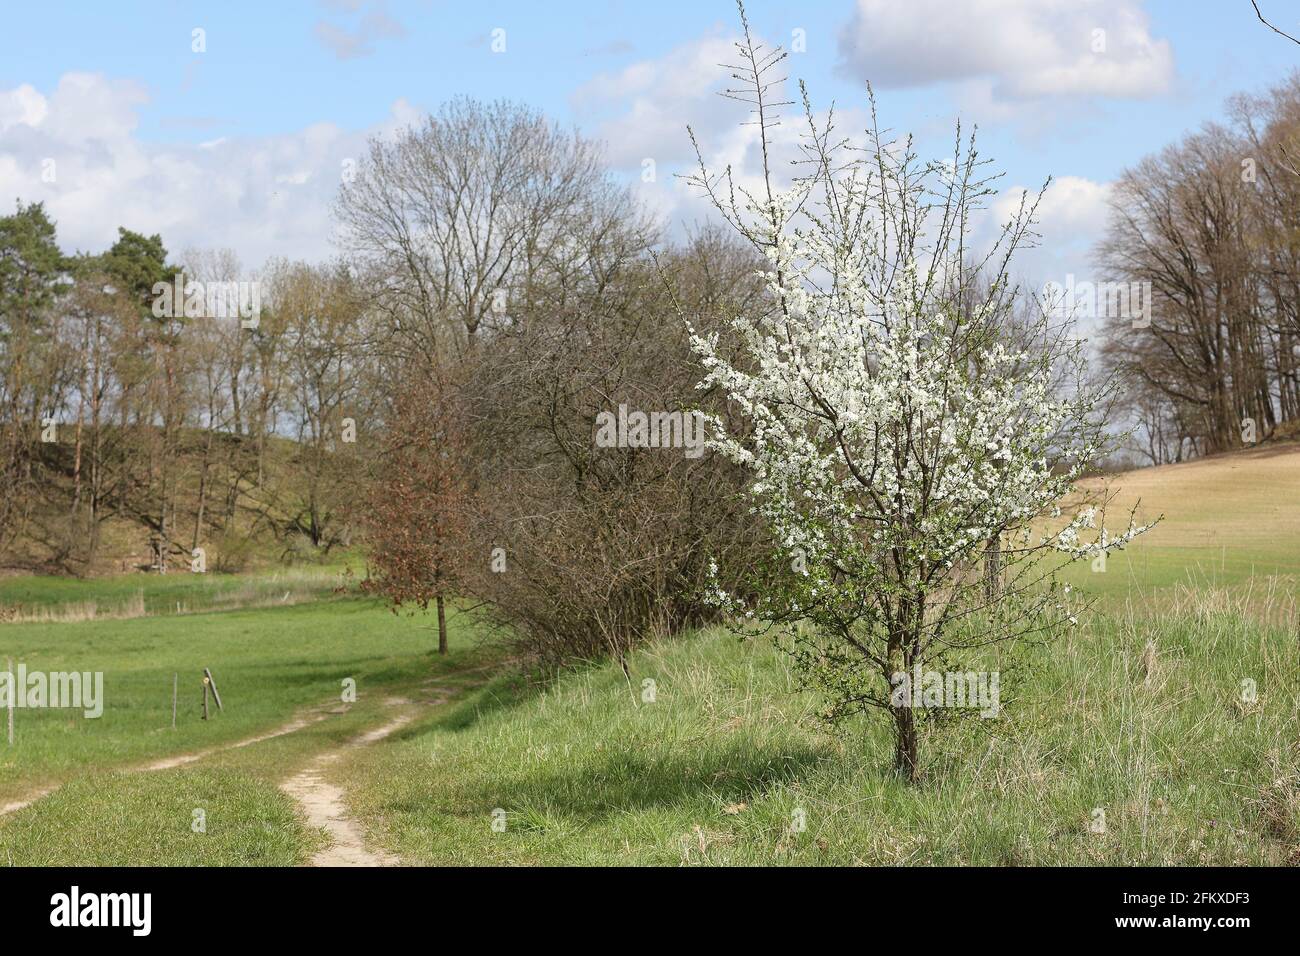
<box><xmin>1</xmin><ymin>0</ymin><xmax>1297</xmax><ymax>289</ymax></box>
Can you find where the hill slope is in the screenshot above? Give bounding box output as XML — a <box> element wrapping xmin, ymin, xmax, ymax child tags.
<box><xmin>1076</xmin><ymin>442</ymin><xmax>1300</xmax><ymax>593</ymax></box>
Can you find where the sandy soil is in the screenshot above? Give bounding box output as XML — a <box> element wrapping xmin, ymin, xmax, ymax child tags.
<box><xmin>0</xmin><ymin>707</ymin><xmax>337</xmax><ymax>817</ymax></box>
<box><xmin>279</xmin><ymin>699</ymin><xmax>417</xmax><ymax>867</ymax></box>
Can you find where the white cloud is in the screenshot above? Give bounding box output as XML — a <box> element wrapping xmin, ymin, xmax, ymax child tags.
<box><xmin>0</xmin><ymin>84</ymin><xmax>49</xmax><ymax>133</ymax></box>
<box><xmin>1030</xmin><ymin>175</ymin><xmax>1113</xmax><ymax>236</ymax></box>
<box><xmin>573</xmin><ymin>34</ymin><xmax>741</xmax><ymax>169</ymax></box>
<box><xmin>575</xmin><ymin>25</ymin><xmax>1119</xmax><ymax>294</ymax></box>
<box><xmin>315</xmin><ymin>22</ymin><xmax>371</xmax><ymax>60</ymax></box>
<box><xmin>987</xmin><ymin>174</ymin><xmax>1112</xmax><ymax>242</ymax></box>
<box><xmin>313</xmin><ymin>1</ymin><xmax>405</xmax><ymax>60</ymax></box>
<box><xmin>979</xmin><ymin>174</ymin><xmax>1115</xmax><ymax>322</ymax></box>
<box><xmin>838</xmin><ymin>0</ymin><xmax>1173</xmax><ymax>101</ymax></box>
<box><xmin>0</xmin><ymin>72</ymin><xmax>417</xmax><ymax>265</ymax></box>
<box><xmin>43</xmin><ymin>73</ymin><xmax>149</xmax><ymax>144</ymax></box>
<box><xmin>573</xmin><ymin>31</ymin><xmax>864</xmax><ymax>239</ymax></box>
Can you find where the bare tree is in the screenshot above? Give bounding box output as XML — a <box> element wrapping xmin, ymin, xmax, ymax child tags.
<box><xmin>335</xmin><ymin>98</ymin><xmax>650</xmax><ymax>370</ymax></box>
<box><xmin>1100</xmin><ymin>72</ymin><xmax>1300</xmax><ymax>457</ymax></box>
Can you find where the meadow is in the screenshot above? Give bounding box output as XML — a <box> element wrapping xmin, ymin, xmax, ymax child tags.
<box><xmin>0</xmin><ymin>446</ymin><xmax>1296</xmax><ymax>866</ymax></box>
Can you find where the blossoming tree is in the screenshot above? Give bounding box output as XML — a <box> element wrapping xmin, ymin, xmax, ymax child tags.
<box><xmin>684</xmin><ymin>6</ymin><xmax>1153</xmax><ymax>780</ymax></box>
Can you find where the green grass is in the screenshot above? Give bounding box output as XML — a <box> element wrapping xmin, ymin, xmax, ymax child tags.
<box><xmin>336</xmin><ymin>595</ymin><xmax>1299</xmax><ymax>865</ymax></box>
<box><xmin>0</xmin><ymin>590</ymin><xmax>496</xmax><ymax>864</ymax></box>
<box><xmin>0</xmin><ymin>561</ymin><xmax>361</xmax><ymax>620</ymax></box>
<box><xmin>1058</xmin><ymin>542</ymin><xmax>1299</xmax><ymax>601</ymax></box>
<box><xmin>3</xmin><ymin>579</ymin><xmax>1296</xmax><ymax>865</ymax></box>
<box><xmin>1</xmin><ymin>446</ymin><xmax>1297</xmax><ymax>866</ymax></box>
<box><xmin>1</xmin><ymin>768</ymin><xmax>310</xmax><ymax>866</ymax></box>
<box><xmin>0</xmin><ymin>596</ymin><xmax>458</xmax><ymax>795</ymax></box>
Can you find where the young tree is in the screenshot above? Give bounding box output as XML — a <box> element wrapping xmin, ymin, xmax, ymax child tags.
<box><xmin>364</xmin><ymin>362</ymin><xmax>468</xmax><ymax>655</ymax></box>
<box><xmin>684</xmin><ymin>8</ymin><xmax>1152</xmax><ymax>780</ymax></box>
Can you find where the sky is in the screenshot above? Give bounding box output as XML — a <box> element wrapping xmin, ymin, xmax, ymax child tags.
<box><xmin>1</xmin><ymin>0</ymin><xmax>1298</xmax><ymax>295</ymax></box>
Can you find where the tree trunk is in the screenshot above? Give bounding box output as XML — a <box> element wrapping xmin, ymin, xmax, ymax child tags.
<box><xmin>158</xmin><ymin>490</ymin><xmax>168</xmax><ymax>574</ymax></box>
<box><xmin>193</xmin><ymin>429</ymin><xmax>211</xmax><ymax>551</ymax></box>
<box><xmin>887</xmin><ymin>634</ymin><xmax>920</xmax><ymax>782</ymax></box>
<box><xmin>983</xmin><ymin>535</ymin><xmax>1001</xmax><ymax>602</ymax></box>
<box><xmin>436</xmin><ymin>593</ymin><xmax>448</xmax><ymax>655</ymax></box>
<box><xmin>892</xmin><ymin>703</ymin><xmax>918</xmax><ymax>782</ymax></box>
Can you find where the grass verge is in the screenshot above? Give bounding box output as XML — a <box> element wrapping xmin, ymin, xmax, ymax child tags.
<box><xmin>338</xmin><ymin>593</ymin><xmax>1299</xmax><ymax>866</ymax></box>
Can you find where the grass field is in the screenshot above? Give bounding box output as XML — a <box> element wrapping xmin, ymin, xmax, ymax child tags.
<box><xmin>342</xmin><ymin>604</ymin><xmax>1298</xmax><ymax>865</ymax></box>
<box><xmin>0</xmin><ymin>445</ymin><xmax>1296</xmax><ymax>866</ymax></box>
<box><xmin>0</xmin><ymin>597</ymin><xmax>496</xmax><ymax>864</ymax></box>
<box><xmin>1068</xmin><ymin>443</ymin><xmax>1300</xmax><ymax>597</ymax></box>
<box><xmin>0</xmin><ymin>559</ymin><xmax>358</xmax><ymax>621</ymax></box>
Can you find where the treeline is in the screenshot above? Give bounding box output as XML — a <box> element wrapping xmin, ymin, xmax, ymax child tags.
<box><xmin>1100</xmin><ymin>72</ymin><xmax>1300</xmax><ymax>463</ymax></box>
<box><xmin>1</xmin><ymin>98</ymin><xmax>768</xmax><ymax>669</ymax></box>
<box><xmin>21</xmin><ymin>83</ymin><xmax>1241</xmax><ymax>670</ymax></box>
<box><xmin>0</xmin><ymin>205</ymin><xmax>375</xmax><ymax>573</ymax></box>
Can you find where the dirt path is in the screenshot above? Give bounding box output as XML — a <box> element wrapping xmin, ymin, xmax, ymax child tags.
<box><xmin>0</xmin><ymin>706</ymin><xmax>339</xmax><ymax>818</ymax></box>
<box><xmin>142</xmin><ymin>709</ymin><xmax>336</xmax><ymax>771</ymax></box>
<box><xmin>2</xmin><ymin>662</ymin><xmax>499</xmax><ymax>845</ymax></box>
<box><xmin>0</xmin><ymin>786</ymin><xmax>56</xmax><ymax>816</ymax></box>
<box><xmin>279</xmin><ymin>696</ymin><xmax>418</xmax><ymax>867</ymax></box>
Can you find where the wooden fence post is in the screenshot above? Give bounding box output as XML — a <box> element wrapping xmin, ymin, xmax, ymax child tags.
<box><xmin>203</xmin><ymin>668</ymin><xmax>223</xmax><ymax>711</ymax></box>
